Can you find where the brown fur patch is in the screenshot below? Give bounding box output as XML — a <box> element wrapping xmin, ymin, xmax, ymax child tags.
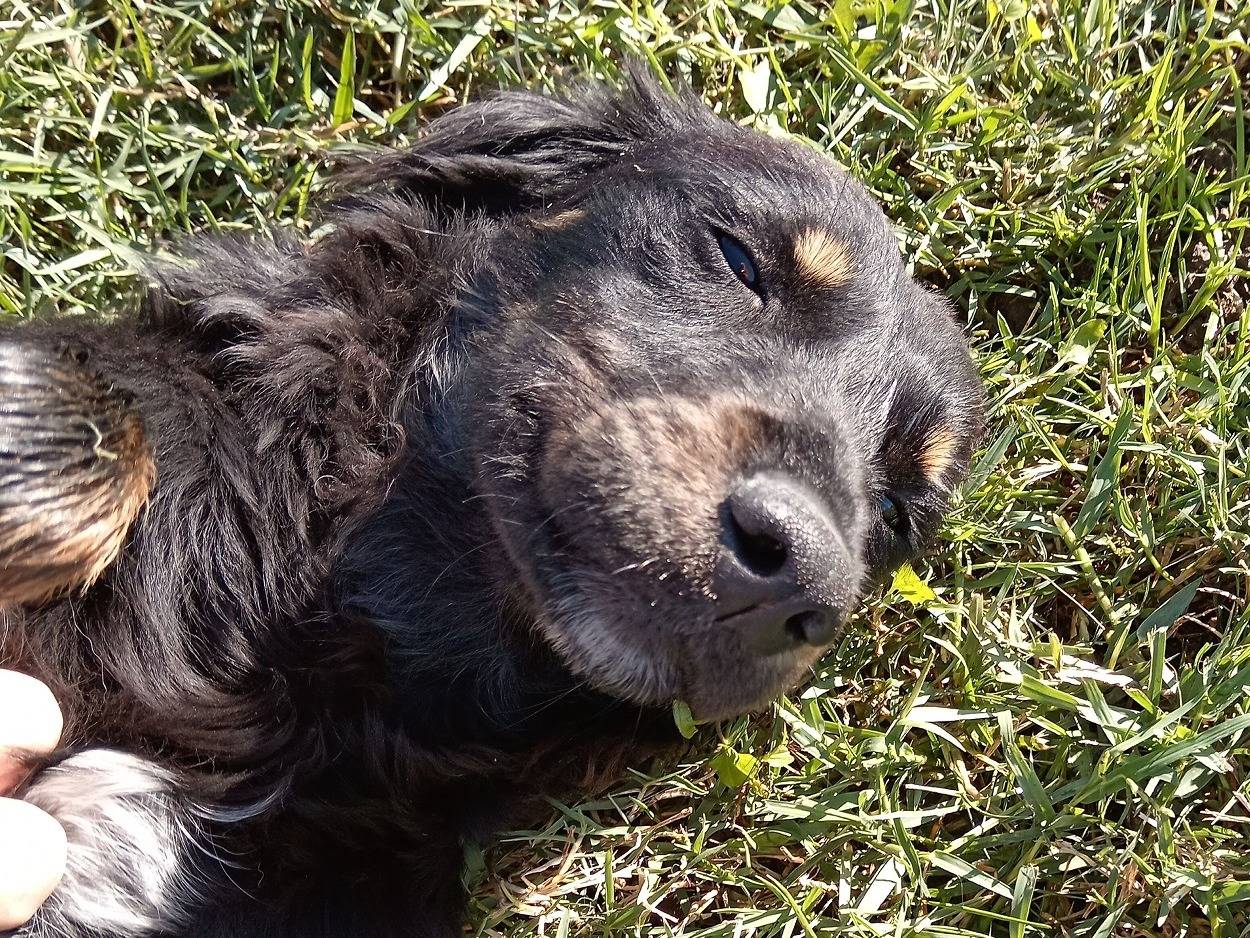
<box><xmin>541</xmin><ymin>394</ymin><xmax>772</xmax><ymax>596</ymax></box>
<box><xmin>533</xmin><ymin>208</ymin><xmax>587</xmax><ymax>231</ymax></box>
<box><xmin>794</xmin><ymin>228</ymin><xmax>853</xmax><ymax>289</ymax></box>
<box><xmin>0</xmin><ymin>348</ymin><xmax>155</xmax><ymax>605</ymax></box>
<box><xmin>918</xmin><ymin>427</ymin><xmax>959</xmax><ymax>485</ymax></box>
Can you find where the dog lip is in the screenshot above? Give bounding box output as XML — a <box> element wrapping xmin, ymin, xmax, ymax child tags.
<box><xmin>715</xmin><ymin>597</ymin><xmax>803</xmax><ymax>624</ymax></box>
<box><xmin>731</xmin><ymin>597</ymin><xmax>840</xmax><ymax>656</ymax></box>
<box><xmin>481</xmin><ymin>460</ymin><xmax>825</xmax><ymax>713</ymax></box>
<box><xmin>713</xmin><ymin>600</ymin><xmax>760</xmax><ymax>622</ymax></box>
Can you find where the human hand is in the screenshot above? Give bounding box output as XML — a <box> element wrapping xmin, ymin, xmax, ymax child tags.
<box><xmin>0</xmin><ymin>670</ymin><xmax>66</xmax><ymax>930</ymax></box>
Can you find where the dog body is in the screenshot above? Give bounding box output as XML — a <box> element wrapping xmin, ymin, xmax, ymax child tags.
<box><xmin>0</xmin><ymin>73</ymin><xmax>982</xmax><ymax>937</ymax></box>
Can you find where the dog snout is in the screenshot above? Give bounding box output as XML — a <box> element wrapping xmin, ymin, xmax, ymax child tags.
<box><xmin>714</xmin><ymin>473</ymin><xmax>859</xmax><ymax>656</ymax></box>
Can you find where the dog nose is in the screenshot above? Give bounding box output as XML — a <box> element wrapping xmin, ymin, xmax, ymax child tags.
<box><xmin>714</xmin><ymin>474</ymin><xmax>850</xmax><ymax>655</ymax></box>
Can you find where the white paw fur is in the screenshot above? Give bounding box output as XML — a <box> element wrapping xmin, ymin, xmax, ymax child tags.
<box><xmin>18</xmin><ymin>750</ymin><xmax>210</xmax><ymax>938</ymax></box>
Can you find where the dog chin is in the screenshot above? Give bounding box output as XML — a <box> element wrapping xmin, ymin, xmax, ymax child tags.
<box><xmin>536</xmin><ymin>576</ymin><xmax>682</xmax><ymax>707</ymax></box>
<box><xmin>533</xmin><ymin>573</ymin><xmax>815</xmax><ymax>722</ymax></box>
<box><xmin>681</xmin><ymin>654</ymin><xmax>815</xmax><ymax>723</ymax></box>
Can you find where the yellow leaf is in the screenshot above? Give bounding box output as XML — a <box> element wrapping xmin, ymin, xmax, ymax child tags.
<box><xmin>892</xmin><ymin>564</ymin><xmax>937</xmax><ymax>604</ymax></box>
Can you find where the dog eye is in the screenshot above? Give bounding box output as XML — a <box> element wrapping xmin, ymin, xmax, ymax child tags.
<box><xmin>880</xmin><ymin>494</ymin><xmax>904</xmax><ymax>531</ymax></box>
<box><xmin>717</xmin><ymin>233</ymin><xmax>760</xmax><ymax>291</ymax></box>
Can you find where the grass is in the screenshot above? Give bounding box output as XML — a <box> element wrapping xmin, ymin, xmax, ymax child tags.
<box><xmin>2</xmin><ymin>0</ymin><xmax>1248</xmax><ymax>935</ymax></box>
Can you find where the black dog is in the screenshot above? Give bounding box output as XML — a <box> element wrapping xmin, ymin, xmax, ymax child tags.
<box><xmin>0</xmin><ymin>69</ymin><xmax>983</xmax><ymax>938</ymax></box>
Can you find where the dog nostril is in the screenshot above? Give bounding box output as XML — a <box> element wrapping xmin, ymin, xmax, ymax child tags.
<box><xmin>726</xmin><ymin>503</ymin><xmax>789</xmax><ymax>578</ymax></box>
<box><xmin>783</xmin><ymin>612</ymin><xmax>811</xmax><ymax>645</ymax></box>
<box><xmin>784</xmin><ymin>610</ymin><xmax>834</xmax><ymax>647</ymax></box>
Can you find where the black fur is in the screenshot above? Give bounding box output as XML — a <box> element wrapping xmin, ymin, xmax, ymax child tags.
<box><xmin>0</xmin><ymin>69</ymin><xmax>983</xmax><ymax>937</ymax></box>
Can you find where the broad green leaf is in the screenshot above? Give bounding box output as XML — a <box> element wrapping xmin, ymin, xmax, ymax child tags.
<box><xmin>1000</xmin><ymin>0</ymin><xmax>1028</xmax><ymax>20</ymax></box>
<box><xmin>1072</xmin><ymin>406</ymin><xmax>1135</xmax><ymax>540</ymax></box>
<box><xmin>418</xmin><ymin>14</ymin><xmax>493</xmax><ymax>103</ymax></box>
<box><xmin>709</xmin><ymin>748</ymin><xmax>759</xmax><ymax>787</ymax></box>
<box><xmin>672</xmin><ymin>699</ymin><xmax>698</xmax><ymax>739</ymax></box>
<box><xmin>931</xmin><ymin>851</ymin><xmax>1013</xmax><ymax>899</ymax></box>
<box><xmin>1135</xmin><ymin>580</ymin><xmax>1201</xmax><ymax>642</ymax></box>
<box><xmin>1010</xmin><ymin>865</ymin><xmax>1039</xmax><ymax>938</ymax></box>
<box><xmin>740</xmin><ymin>3</ymin><xmax>808</xmax><ymax>31</ymax></box>
<box><xmin>1207</xmin><ymin>880</ymin><xmax>1250</xmax><ymax>905</ymax></box>
<box><xmin>1059</xmin><ymin>319</ymin><xmax>1106</xmax><ymax>369</ymax></box>
<box><xmin>300</xmin><ymin>30</ymin><xmax>315</xmax><ymax>111</ymax></box>
<box><xmin>997</xmin><ymin>712</ymin><xmax>1057</xmax><ymax>820</ymax></box>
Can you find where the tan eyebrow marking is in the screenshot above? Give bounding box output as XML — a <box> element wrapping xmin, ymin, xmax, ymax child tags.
<box><xmin>794</xmin><ymin>228</ymin><xmax>854</xmax><ymax>288</ymax></box>
<box><xmin>919</xmin><ymin>427</ymin><xmax>959</xmax><ymax>486</ymax></box>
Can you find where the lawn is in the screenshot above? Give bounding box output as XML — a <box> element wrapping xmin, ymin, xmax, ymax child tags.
<box><xmin>2</xmin><ymin>0</ymin><xmax>1248</xmax><ymax>935</ymax></box>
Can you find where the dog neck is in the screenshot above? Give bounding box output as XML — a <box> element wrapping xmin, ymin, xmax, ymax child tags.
<box><xmin>331</xmin><ymin>399</ymin><xmax>624</xmax><ymax>751</ymax></box>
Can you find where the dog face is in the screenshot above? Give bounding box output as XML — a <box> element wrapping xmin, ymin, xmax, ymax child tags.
<box><xmin>372</xmin><ymin>74</ymin><xmax>984</xmax><ymax>720</ymax></box>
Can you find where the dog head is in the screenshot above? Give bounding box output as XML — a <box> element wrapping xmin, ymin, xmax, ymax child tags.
<box><xmin>354</xmin><ymin>71</ymin><xmax>984</xmax><ymax>721</ymax></box>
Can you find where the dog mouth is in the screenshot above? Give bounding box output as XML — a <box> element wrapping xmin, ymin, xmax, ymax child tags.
<box><xmin>527</xmin><ymin>567</ymin><xmax>829</xmax><ymax>721</ymax></box>
<box><xmin>481</xmin><ymin>486</ymin><xmax>838</xmax><ymax>720</ymax></box>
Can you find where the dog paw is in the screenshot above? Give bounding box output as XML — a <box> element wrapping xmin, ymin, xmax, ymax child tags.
<box><xmin>16</xmin><ymin>750</ymin><xmax>207</xmax><ymax>938</ymax></box>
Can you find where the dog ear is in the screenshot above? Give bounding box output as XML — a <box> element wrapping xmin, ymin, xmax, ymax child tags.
<box><xmin>331</xmin><ymin>64</ymin><xmax>711</xmax><ymax>215</ymax></box>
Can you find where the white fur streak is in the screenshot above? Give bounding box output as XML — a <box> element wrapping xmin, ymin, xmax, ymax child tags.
<box><xmin>19</xmin><ymin>750</ymin><xmax>208</xmax><ymax>938</ymax></box>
